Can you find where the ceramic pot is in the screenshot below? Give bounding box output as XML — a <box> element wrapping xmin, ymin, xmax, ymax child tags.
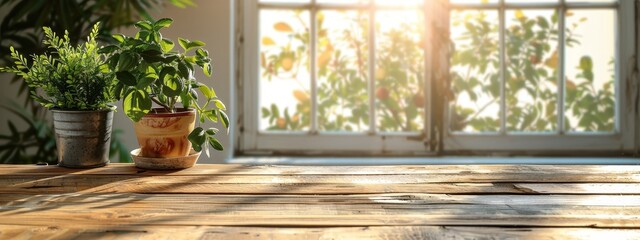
<box><xmin>51</xmin><ymin>108</ymin><xmax>114</xmax><ymax>168</ymax></box>
<box><xmin>133</xmin><ymin>108</ymin><xmax>196</xmax><ymax>158</ymax></box>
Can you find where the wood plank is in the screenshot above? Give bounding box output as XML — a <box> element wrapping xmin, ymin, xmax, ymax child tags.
<box><xmin>2</xmin><ymin>225</ymin><xmax>640</xmax><ymax>240</ymax></box>
<box><xmin>3</xmin><ymin>193</ymin><xmax>639</xmax><ymax>206</ymax></box>
<box><xmin>3</xmin><ymin>178</ymin><xmax>640</xmax><ymax>195</ymax></box>
<box><xmin>1</xmin><ymin>173</ymin><xmax>639</xmax><ymax>195</ymax></box>
<box><xmin>1</xmin><ymin>193</ymin><xmax>639</xmax><ymax>228</ymax></box>
<box><xmin>1</xmin><ymin>174</ymin><xmax>639</xmax><ymax>195</ymax></box>
<box><xmin>1</xmin><ymin>164</ymin><xmax>639</xmax><ymax>178</ymax></box>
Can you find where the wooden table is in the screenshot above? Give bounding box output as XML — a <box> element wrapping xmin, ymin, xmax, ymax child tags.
<box><xmin>1</xmin><ymin>164</ymin><xmax>640</xmax><ymax>239</ymax></box>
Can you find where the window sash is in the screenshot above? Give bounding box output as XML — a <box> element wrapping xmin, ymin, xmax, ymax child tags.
<box><xmin>241</xmin><ymin>0</ymin><xmax>433</xmax><ymax>154</ymax></box>
<box><xmin>240</xmin><ymin>0</ymin><xmax>636</xmax><ymax>155</ymax></box>
<box><xmin>444</xmin><ymin>0</ymin><xmax>635</xmax><ymax>152</ymax></box>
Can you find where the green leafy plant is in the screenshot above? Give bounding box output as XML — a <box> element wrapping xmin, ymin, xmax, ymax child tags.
<box><xmin>101</xmin><ymin>18</ymin><xmax>229</xmax><ymax>154</ymax></box>
<box><xmin>0</xmin><ymin>103</ymin><xmax>56</xmax><ymax>164</ymax></box>
<box><xmin>1</xmin><ymin>23</ymin><xmax>116</xmax><ymax>110</ymax></box>
<box><xmin>0</xmin><ymin>0</ymin><xmax>196</xmax><ymax>164</ymax></box>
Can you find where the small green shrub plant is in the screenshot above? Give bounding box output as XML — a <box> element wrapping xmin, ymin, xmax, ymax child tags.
<box><xmin>1</xmin><ymin>23</ymin><xmax>116</xmax><ymax>110</ymax></box>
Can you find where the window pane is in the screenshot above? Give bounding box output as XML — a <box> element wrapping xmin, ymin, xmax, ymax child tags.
<box><xmin>317</xmin><ymin>10</ymin><xmax>370</xmax><ymax>132</ymax></box>
<box><xmin>376</xmin><ymin>10</ymin><xmax>425</xmax><ymax>133</ymax></box>
<box><xmin>505</xmin><ymin>10</ymin><xmax>558</xmax><ymax>132</ymax></box>
<box><xmin>451</xmin><ymin>0</ymin><xmax>498</xmax><ymax>3</ymax></box>
<box><xmin>375</xmin><ymin>0</ymin><xmax>422</xmax><ymax>6</ymax></box>
<box><xmin>566</xmin><ymin>0</ymin><xmax>615</xmax><ymax>2</ymax></box>
<box><xmin>259</xmin><ymin>10</ymin><xmax>311</xmax><ymax>131</ymax></box>
<box><xmin>318</xmin><ymin>0</ymin><xmax>368</xmax><ymax>3</ymax></box>
<box><xmin>259</xmin><ymin>0</ymin><xmax>309</xmax><ymax>3</ymax></box>
<box><xmin>564</xmin><ymin>9</ymin><xmax>615</xmax><ymax>132</ymax></box>
<box><xmin>450</xmin><ymin>10</ymin><xmax>500</xmax><ymax>133</ymax></box>
<box><xmin>506</xmin><ymin>0</ymin><xmax>557</xmax><ymax>3</ymax></box>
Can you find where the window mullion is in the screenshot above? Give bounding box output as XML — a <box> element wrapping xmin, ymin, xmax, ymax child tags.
<box><xmin>557</xmin><ymin>0</ymin><xmax>566</xmax><ymax>134</ymax></box>
<box><xmin>310</xmin><ymin>0</ymin><xmax>319</xmax><ymax>134</ymax></box>
<box><xmin>368</xmin><ymin>0</ymin><xmax>377</xmax><ymax>134</ymax></box>
<box><xmin>499</xmin><ymin>0</ymin><xmax>507</xmax><ymax>134</ymax></box>
<box><xmin>423</xmin><ymin>0</ymin><xmax>432</xmax><ymax>144</ymax></box>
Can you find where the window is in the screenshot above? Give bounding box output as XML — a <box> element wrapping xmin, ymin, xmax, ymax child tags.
<box><xmin>240</xmin><ymin>0</ymin><xmax>637</xmax><ymax>155</ymax></box>
<box><xmin>445</xmin><ymin>0</ymin><xmax>635</xmax><ymax>152</ymax></box>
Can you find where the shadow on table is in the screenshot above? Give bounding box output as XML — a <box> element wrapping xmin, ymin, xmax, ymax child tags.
<box><xmin>1</xmin><ymin>164</ymin><xmax>635</xmax><ymax>230</ymax></box>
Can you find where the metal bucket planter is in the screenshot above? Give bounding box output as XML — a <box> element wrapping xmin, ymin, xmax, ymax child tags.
<box><xmin>51</xmin><ymin>108</ymin><xmax>114</xmax><ymax>168</ymax></box>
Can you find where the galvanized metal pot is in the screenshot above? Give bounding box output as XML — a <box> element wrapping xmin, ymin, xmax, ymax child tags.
<box><xmin>51</xmin><ymin>108</ymin><xmax>114</xmax><ymax>168</ymax></box>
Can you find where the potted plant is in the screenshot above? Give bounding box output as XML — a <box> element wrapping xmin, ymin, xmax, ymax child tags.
<box><xmin>0</xmin><ymin>23</ymin><xmax>117</xmax><ymax>168</ymax></box>
<box><xmin>100</xmin><ymin>18</ymin><xmax>229</xmax><ymax>167</ymax></box>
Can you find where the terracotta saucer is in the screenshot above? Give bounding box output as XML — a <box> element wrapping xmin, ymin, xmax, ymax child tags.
<box><xmin>131</xmin><ymin>148</ymin><xmax>201</xmax><ymax>170</ymax></box>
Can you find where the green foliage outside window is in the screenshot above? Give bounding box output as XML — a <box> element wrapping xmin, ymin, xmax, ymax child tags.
<box><xmin>259</xmin><ymin>9</ymin><xmax>615</xmax><ymax>133</ymax></box>
<box><xmin>260</xmin><ymin>10</ymin><xmax>425</xmax><ymax>132</ymax></box>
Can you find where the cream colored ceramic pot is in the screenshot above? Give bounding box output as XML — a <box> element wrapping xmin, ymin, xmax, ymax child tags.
<box><xmin>133</xmin><ymin>108</ymin><xmax>196</xmax><ymax>158</ymax></box>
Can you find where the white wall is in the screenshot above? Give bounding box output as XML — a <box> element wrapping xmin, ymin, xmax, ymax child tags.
<box><xmin>0</xmin><ymin>0</ymin><xmax>235</xmax><ymax>163</ymax></box>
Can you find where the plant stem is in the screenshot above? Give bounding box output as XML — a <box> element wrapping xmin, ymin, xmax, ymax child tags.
<box><xmin>151</xmin><ymin>97</ymin><xmax>173</xmax><ymax>113</ymax></box>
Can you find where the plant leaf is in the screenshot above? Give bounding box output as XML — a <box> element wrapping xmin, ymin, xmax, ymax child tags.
<box><xmin>178</xmin><ymin>37</ymin><xmax>189</xmax><ymax>51</ymax></box>
<box><xmin>123</xmin><ymin>89</ymin><xmax>151</xmax><ymax>122</ymax></box>
<box><xmin>112</xmin><ymin>34</ymin><xmax>126</xmax><ymax>43</ymax></box>
<box><xmin>186</xmin><ymin>40</ymin><xmax>205</xmax><ymax>51</ymax></box>
<box><xmin>188</xmin><ymin>127</ymin><xmax>206</xmax><ymax>152</ymax></box>
<box><xmin>98</xmin><ymin>45</ymin><xmax>118</xmax><ymax>54</ymax></box>
<box><xmin>163</xmin><ymin>77</ymin><xmax>183</xmax><ymax>97</ymax></box>
<box><xmin>154</xmin><ymin>18</ymin><xmax>173</xmax><ymax>30</ymax></box>
<box><xmin>262</xmin><ymin>37</ymin><xmax>276</xmax><ymax>46</ymax></box>
<box><xmin>219</xmin><ymin>110</ymin><xmax>230</xmax><ymax>130</ymax></box>
<box><xmin>213</xmin><ymin>99</ymin><xmax>226</xmax><ymax>110</ymax></box>
<box><xmin>116</xmin><ymin>71</ymin><xmax>137</xmax><ymax>86</ymax></box>
<box><xmin>199</xmin><ymin>85</ymin><xmax>216</xmax><ymax>99</ymax></box>
<box><xmin>134</xmin><ymin>21</ymin><xmax>153</xmax><ymax>31</ymax></box>
<box><xmin>160</xmin><ymin>38</ymin><xmax>175</xmax><ymax>52</ymax></box>
<box><xmin>274</xmin><ymin>22</ymin><xmax>293</xmax><ymax>32</ymax></box>
<box><xmin>208</xmin><ymin>137</ymin><xmax>224</xmax><ymax>151</ymax></box>
<box><xmin>203</xmin><ymin>63</ymin><xmax>212</xmax><ymax>77</ymax></box>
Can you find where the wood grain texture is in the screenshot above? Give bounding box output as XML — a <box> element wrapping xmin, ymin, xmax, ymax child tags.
<box><xmin>2</xmin><ymin>175</ymin><xmax>640</xmax><ymax>194</ymax></box>
<box><xmin>0</xmin><ymin>225</ymin><xmax>640</xmax><ymax>240</ymax></box>
<box><xmin>0</xmin><ymin>164</ymin><xmax>639</xmax><ymax>239</ymax></box>
<box><xmin>2</xmin><ymin>225</ymin><xmax>640</xmax><ymax>240</ymax></box>
<box><xmin>1</xmin><ymin>164</ymin><xmax>639</xmax><ymax>177</ymax></box>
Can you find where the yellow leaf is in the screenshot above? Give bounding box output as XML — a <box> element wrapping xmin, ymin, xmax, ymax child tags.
<box><xmin>317</xmin><ymin>44</ymin><xmax>333</xmax><ymax>68</ymax></box>
<box><xmin>274</xmin><ymin>22</ymin><xmax>293</xmax><ymax>32</ymax></box>
<box><xmin>293</xmin><ymin>90</ymin><xmax>309</xmax><ymax>102</ymax></box>
<box><xmin>515</xmin><ymin>10</ymin><xmax>526</xmax><ymax>20</ymax></box>
<box><xmin>545</xmin><ymin>51</ymin><xmax>558</xmax><ymax>69</ymax></box>
<box><xmin>566</xmin><ymin>78</ymin><xmax>577</xmax><ymax>90</ymax></box>
<box><xmin>566</xmin><ymin>11</ymin><xmax>574</xmax><ymax>17</ymax></box>
<box><xmin>262</xmin><ymin>37</ymin><xmax>276</xmax><ymax>46</ymax></box>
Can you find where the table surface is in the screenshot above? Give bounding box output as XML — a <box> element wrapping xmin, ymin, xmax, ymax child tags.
<box><xmin>1</xmin><ymin>164</ymin><xmax>640</xmax><ymax>239</ymax></box>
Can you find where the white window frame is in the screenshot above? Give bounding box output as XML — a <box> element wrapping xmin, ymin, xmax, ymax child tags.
<box><xmin>240</xmin><ymin>0</ymin><xmax>433</xmax><ymax>155</ymax></box>
<box><xmin>444</xmin><ymin>0</ymin><xmax>636</xmax><ymax>153</ymax></box>
<box><xmin>238</xmin><ymin>0</ymin><xmax>638</xmax><ymax>155</ymax></box>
